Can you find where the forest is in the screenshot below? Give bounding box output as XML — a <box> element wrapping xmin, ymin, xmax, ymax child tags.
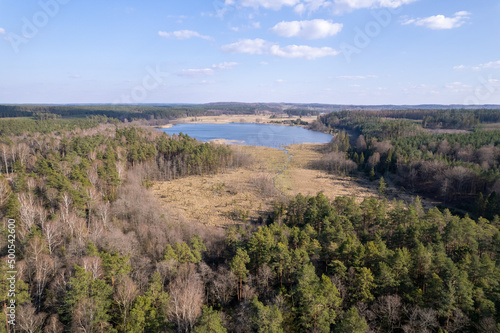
<box><xmin>316</xmin><ymin>110</ymin><xmax>500</xmax><ymax>217</ymax></box>
<box><xmin>0</xmin><ymin>111</ymin><xmax>498</xmax><ymax>332</ymax></box>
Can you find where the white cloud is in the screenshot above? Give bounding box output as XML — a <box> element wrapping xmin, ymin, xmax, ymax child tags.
<box><xmin>230</xmin><ymin>21</ymin><xmax>261</xmax><ymax>32</ymax></box>
<box><xmin>212</xmin><ymin>62</ymin><xmax>239</xmax><ymax>70</ymax></box>
<box><xmin>270</xmin><ymin>19</ymin><xmax>343</xmax><ymax>39</ymax></box>
<box><xmin>402</xmin><ymin>11</ymin><xmax>470</xmax><ymax>30</ymax></box>
<box><xmin>445</xmin><ymin>81</ymin><xmax>472</xmax><ymax>92</ymax></box>
<box><xmin>452</xmin><ymin>61</ymin><xmax>500</xmax><ymax>71</ymax></box>
<box><xmin>178</xmin><ymin>68</ymin><xmax>216</xmax><ymax>77</ymax></box>
<box><xmin>222</xmin><ymin>38</ymin><xmax>339</xmax><ymax>59</ymax></box>
<box><xmin>226</xmin><ymin>0</ymin><xmax>413</xmax><ymax>13</ymax></box>
<box><xmin>0</xmin><ymin>28</ymin><xmax>5</xmax><ymax>34</ymax></box>
<box><xmin>178</xmin><ymin>62</ymin><xmax>238</xmax><ymax>77</ymax></box>
<box><xmin>334</xmin><ymin>0</ymin><xmax>417</xmax><ymax>12</ymax></box>
<box><xmin>476</xmin><ymin>60</ymin><xmax>500</xmax><ymax>70</ymax></box>
<box><xmin>270</xmin><ymin>44</ymin><xmax>339</xmax><ymax>59</ymax></box>
<box><xmin>294</xmin><ymin>0</ymin><xmax>333</xmax><ymax>15</ymax></box>
<box><xmin>222</xmin><ymin>38</ymin><xmax>272</xmax><ymax>54</ymax></box>
<box><xmin>241</xmin><ymin>0</ymin><xmax>300</xmax><ymax>10</ymax></box>
<box><xmin>276</xmin><ymin>79</ymin><xmax>285</xmax><ymax>83</ymax></box>
<box><xmin>337</xmin><ymin>75</ymin><xmax>378</xmax><ymax>79</ymax></box>
<box><xmin>158</xmin><ymin>30</ymin><xmax>213</xmax><ymax>40</ymax></box>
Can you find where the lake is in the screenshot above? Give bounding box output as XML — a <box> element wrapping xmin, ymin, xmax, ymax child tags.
<box><xmin>160</xmin><ymin>123</ymin><xmax>332</xmax><ymax>148</ymax></box>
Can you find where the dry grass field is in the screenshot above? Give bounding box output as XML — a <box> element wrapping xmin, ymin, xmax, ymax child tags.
<box><xmin>151</xmin><ymin>143</ymin><xmax>402</xmax><ymax>227</ymax></box>
<box><xmin>158</xmin><ymin>114</ymin><xmax>319</xmax><ymax>128</ymax></box>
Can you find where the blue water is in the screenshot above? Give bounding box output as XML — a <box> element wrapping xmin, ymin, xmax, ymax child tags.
<box><xmin>160</xmin><ymin>123</ymin><xmax>332</xmax><ymax>149</ymax></box>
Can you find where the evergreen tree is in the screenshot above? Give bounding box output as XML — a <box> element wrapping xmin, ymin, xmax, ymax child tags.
<box><xmin>100</xmin><ymin>251</ymin><xmax>131</xmax><ymax>287</ymax></box>
<box><xmin>230</xmin><ymin>248</ymin><xmax>250</xmax><ymax>300</ymax></box>
<box><xmin>64</xmin><ymin>265</ymin><xmax>113</xmax><ymax>331</ymax></box>
<box><xmin>350</xmin><ymin>267</ymin><xmax>376</xmax><ymax>303</ymax></box>
<box><xmin>294</xmin><ymin>264</ymin><xmax>342</xmax><ymax>333</ymax></box>
<box><xmin>190</xmin><ymin>234</ymin><xmax>207</xmax><ymax>263</ymax></box>
<box><xmin>334</xmin><ymin>308</ymin><xmax>368</xmax><ymax>333</ymax></box>
<box><xmin>193</xmin><ymin>306</ymin><xmax>227</xmax><ymax>333</ymax></box>
<box><xmin>250</xmin><ymin>297</ymin><xmax>283</xmax><ymax>333</ymax></box>
<box><xmin>378</xmin><ymin>177</ymin><xmax>387</xmax><ymax>197</ymax></box>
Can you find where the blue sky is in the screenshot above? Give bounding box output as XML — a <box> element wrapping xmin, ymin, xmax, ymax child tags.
<box><xmin>0</xmin><ymin>0</ymin><xmax>499</xmax><ymax>104</ymax></box>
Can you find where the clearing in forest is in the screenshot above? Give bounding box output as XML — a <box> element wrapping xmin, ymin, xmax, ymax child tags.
<box><xmin>152</xmin><ymin>143</ymin><xmax>383</xmax><ymax>227</ymax></box>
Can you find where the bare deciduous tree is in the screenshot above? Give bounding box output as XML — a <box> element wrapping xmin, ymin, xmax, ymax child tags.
<box><xmin>44</xmin><ymin>314</ymin><xmax>64</xmax><ymax>333</ymax></box>
<box><xmin>314</xmin><ymin>152</ymin><xmax>357</xmax><ymax>175</ymax></box>
<box><xmin>44</xmin><ymin>221</ymin><xmax>63</xmax><ymax>254</ymax></box>
<box><xmin>373</xmin><ymin>141</ymin><xmax>393</xmax><ymax>155</ymax></box>
<box><xmin>209</xmin><ymin>266</ymin><xmax>236</xmax><ymax>307</ymax></box>
<box><xmin>437</xmin><ymin>139</ymin><xmax>451</xmax><ymax>155</ymax></box>
<box><xmin>17</xmin><ymin>304</ymin><xmax>47</xmax><ymax>333</ymax></box>
<box><xmin>356</xmin><ymin>135</ymin><xmax>367</xmax><ymax>151</ymax></box>
<box><xmin>95</xmin><ymin>201</ymin><xmax>111</xmax><ymax>229</ymax></box>
<box><xmin>371</xmin><ymin>295</ymin><xmax>402</xmax><ymax>332</ymax></box>
<box><xmin>169</xmin><ymin>264</ymin><xmax>204</xmax><ymax>333</ymax></box>
<box><xmin>1</xmin><ymin>144</ymin><xmax>10</xmax><ymax>176</ymax></box>
<box><xmin>72</xmin><ymin>297</ymin><xmax>98</xmax><ymax>333</ymax></box>
<box><xmin>447</xmin><ymin>309</ymin><xmax>470</xmax><ymax>333</ymax></box>
<box><xmin>18</xmin><ymin>192</ymin><xmax>37</xmax><ymax>239</ymax></box>
<box><xmin>114</xmin><ymin>277</ymin><xmax>138</xmax><ymax>330</ymax></box>
<box><xmin>81</xmin><ymin>256</ymin><xmax>103</xmax><ymax>280</ymax></box>
<box><xmin>368</xmin><ymin>152</ymin><xmax>381</xmax><ymax>169</ymax></box>
<box><xmin>402</xmin><ymin>306</ymin><xmax>438</xmax><ymax>333</ymax></box>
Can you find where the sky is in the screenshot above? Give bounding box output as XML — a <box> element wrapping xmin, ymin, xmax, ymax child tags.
<box><xmin>0</xmin><ymin>0</ymin><xmax>499</xmax><ymax>105</ymax></box>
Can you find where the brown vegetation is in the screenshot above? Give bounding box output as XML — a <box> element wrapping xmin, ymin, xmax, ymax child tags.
<box><xmin>153</xmin><ymin>143</ymin><xmax>393</xmax><ymax>227</ymax></box>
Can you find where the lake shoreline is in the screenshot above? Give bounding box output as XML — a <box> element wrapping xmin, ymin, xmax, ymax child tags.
<box><xmin>158</xmin><ymin>122</ymin><xmax>333</xmax><ymax>149</ymax></box>
<box><xmin>154</xmin><ymin>114</ymin><xmax>319</xmax><ymax>129</ymax></box>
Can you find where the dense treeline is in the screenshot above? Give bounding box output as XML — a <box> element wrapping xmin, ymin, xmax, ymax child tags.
<box><xmin>3</xmin><ymin>179</ymin><xmax>499</xmax><ymax>331</ymax></box>
<box><xmin>317</xmin><ymin>111</ymin><xmax>500</xmax><ymax>215</ymax></box>
<box><xmin>0</xmin><ymin>116</ymin><xmax>117</xmax><ymax>136</ymax></box>
<box><xmin>285</xmin><ymin>109</ymin><xmax>321</xmax><ymax>117</ymax></box>
<box><xmin>319</xmin><ymin>109</ymin><xmax>500</xmax><ymax>131</ymax></box>
<box><xmin>0</xmin><ymin>124</ymin><xmax>246</xmax><ymax>332</ymax></box>
<box><xmin>0</xmin><ymin>103</ymin><xmax>284</xmax><ymax>122</ymax></box>
<box><xmin>227</xmin><ymin>193</ymin><xmax>500</xmax><ymax>332</ymax></box>
<box><xmin>0</xmin><ymin>105</ymin><xmax>208</xmax><ymax>122</ymax></box>
<box><xmin>319</xmin><ymin>111</ymin><xmax>421</xmax><ymax>139</ymax></box>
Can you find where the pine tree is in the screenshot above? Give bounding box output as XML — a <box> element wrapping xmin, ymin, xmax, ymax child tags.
<box><xmin>350</xmin><ymin>267</ymin><xmax>376</xmax><ymax>303</ymax></box>
<box><xmin>64</xmin><ymin>265</ymin><xmax>113</xmax><ymax>331</ymax></box>
<box><xmin>378</xmin><ymin>177</ymin><xmax>387</xmax><ymax>197</ymax></box>
<box><xmin>369</xmin><ymin>167</ymin><xmax>375</xmax><ymax>180</ymax></box>
<box><xmin>294</xmin><ymin>264</ymin><xmax>342</xmax><ymax>333</ymax></box>
<box><xmin>100</xmin><ymin>251</ymin><xmax>131</xmax><ymax>287</ymax></box>
<box><xmin>193</xmin><ymin>306</ymin><xmax>227</xmax><ymax>333</ymax></box>
<box><xmin>334</xmin><ymin>307</ymin><xmax>368</xmax><ymax>333</ymax></box>
<box><xmin>163</xmin><ymin>244</ymin><xmax>178</xmax><ymax>261</ymax></box>
<box><xmin>190</xmin><ymin>234</ymin><xmax>207</xmax><ymax>263</ymax></box>
<box><xmin>230</xmin><ymin>248</ymin><xmax>250</xmax><ymax>300</ymax></box>
<box><xmin>250</xmin><ymin>297</ymin><xmax>283</xmax><ymax>333</ymax></box>
<box><xmin>174</xmin><ymin>242</ymin><xmax>197</xmax><ymax>264</ymax></box>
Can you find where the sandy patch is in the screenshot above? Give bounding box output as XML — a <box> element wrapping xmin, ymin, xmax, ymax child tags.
<box><xmin>155</xmin><ymin>114</ymin><xmax>319</xmax><ymax>129</ymax></box>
